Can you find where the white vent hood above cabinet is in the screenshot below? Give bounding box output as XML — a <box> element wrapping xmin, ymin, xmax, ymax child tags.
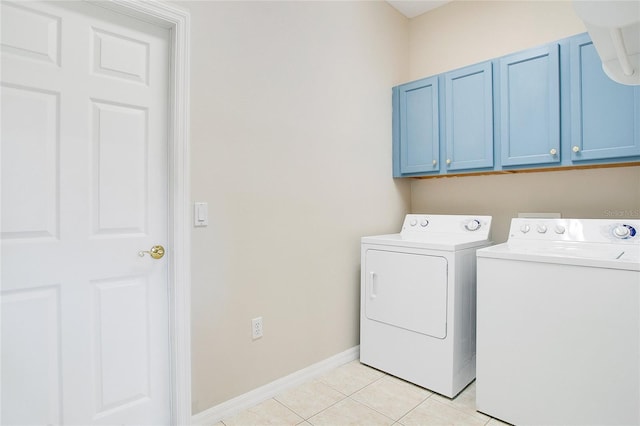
<box><xmin>573</xmin><ymin>0</ymin><xmax>640</xmax><ymax>85</ymax></box>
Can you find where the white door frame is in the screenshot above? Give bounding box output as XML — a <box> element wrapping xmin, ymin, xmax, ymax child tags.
<box><xmin>88</xmin><ymin>1</ymin><xmax>192</xmax><ymax>424</ymax></box>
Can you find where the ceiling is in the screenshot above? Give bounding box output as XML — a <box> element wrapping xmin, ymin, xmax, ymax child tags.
<box><xmin>386</xmin><ymin>0</ymin><xmax>452</xmax><ymax>18</ymax></box>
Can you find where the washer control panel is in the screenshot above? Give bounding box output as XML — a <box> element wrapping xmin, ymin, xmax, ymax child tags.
<box><xmin>401</xmin><ymin>214</ymin><xmax>492</xmax><ymax>238</ymax></box>
<box><xmin>509</xmin><ymin>218</ymin><xmax>640</xmax><ymax>244</ymax></box>
<box><xmin>613</xmin><ymin>224</ymin><xmax>637</xmax><ymax>239</ymax></box>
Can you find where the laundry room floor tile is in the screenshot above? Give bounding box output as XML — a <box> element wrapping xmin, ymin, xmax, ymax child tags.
<box><xmin>398</xmin><ymin>397</ymin><xmax>487</xmax><ymax>426</ymax></box>
<box><xmin>486</xmin><ymin>418</ymin><xmax>512</xmax><ymax>426</ymax></box>
<box><xmin>307</xmin><ymin>397</ymin><xmax>394</xmax><ymax>426</ymax></box>
<box><xmin>351</xmin><ymin>375</ymin><xmax>432</xmax><ymax>420</ymax></box>
<box><xmin>218</xmin><ymin>362</ymin><xmax>506</xmax><ymax>426</ymax></box>
<box><xmin>221</xmin><ymin>398</ymin><xmax>303</xmax><ymax>426</ymax></box>
<box><xmin>317</xmin><ymin>360</ymin><xmax>385</xmax><ymax>395</ymax></box>
<box><xmin>429</xmin><ymin>381</ymin><xmax>491</xmax><ymax>421</ymax></box>
<box><xmin>275</xmin><ymin>379</ymin><xmax>346</xmax><ymax>419</ymax></box>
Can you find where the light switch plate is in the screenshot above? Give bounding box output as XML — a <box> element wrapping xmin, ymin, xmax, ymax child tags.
<box><xmin>194</xmin><ymin>202</ymin><xmax>208</xmax><ymax>227</ymax></box>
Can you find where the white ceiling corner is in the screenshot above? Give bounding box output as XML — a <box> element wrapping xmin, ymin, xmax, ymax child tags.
<box><xmin>386</xmin><ymin>0</ymin><xmax>452</xmax><ymax>18</ymax></box>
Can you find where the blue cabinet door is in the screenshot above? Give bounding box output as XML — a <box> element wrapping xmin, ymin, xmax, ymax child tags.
<box><xmin>444</xmin><ymin>62</ymin><xmax>494</xmax><ymax>171</ymax></box>
<box><xmin>395</xmin><ymin>76</ymin><xmax>440</xmax><ymax>175</ymax></box>
<box><xmin>499</xmin><ymin>45</ymin><xmax>560</xmax><ymax>166</ymax></box>
<box><xmin>570</xmin><ymin>34</ymin><xmax>640</xmax><ymax>161</ymax></box>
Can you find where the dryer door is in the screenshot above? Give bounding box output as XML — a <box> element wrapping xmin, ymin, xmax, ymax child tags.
<box><xmin>364</xmin><ymin>249</ymin><xmax>448</xmax><ymax>339</ymax></box>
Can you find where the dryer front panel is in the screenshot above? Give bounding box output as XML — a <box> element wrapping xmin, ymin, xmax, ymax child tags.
<box><xmin>364</xmin><ymin>249</ymin><xmax>448</xmax><ymax>339</ymax></box>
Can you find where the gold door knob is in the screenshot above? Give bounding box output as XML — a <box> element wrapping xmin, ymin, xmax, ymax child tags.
<box><xmin>138</xmin><ymin>245</ymin><xmax>165</xmax><ymax>259</ymax></box>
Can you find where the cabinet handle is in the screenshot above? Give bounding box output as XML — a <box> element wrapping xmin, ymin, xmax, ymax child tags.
<box><xmin>446</xmin><ymin>159</ymin><xmax>451</xmax><ymax>165</ymax></box>
<box><xmin>549</xmin><ymin>148</ymin><xmax>557</xmax><ymax>156</ymax></box>
<box><xmin>432</xmin><ymin>160</ymin><xmax>437</xmax><ymax>166</ymax></box>
<box><xmin>572</xmin><ymin>146</ymin><xmax>580</xmax><ymax>153</ymax></box>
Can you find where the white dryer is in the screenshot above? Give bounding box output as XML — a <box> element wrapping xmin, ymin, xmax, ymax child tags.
<box><xmin>360</xmin><ymin>214</ymin><xmax>493</xmax><ymax>398</ymax></box>
<box><xmin>476</xmin><ymin>218</ymin><xmax>640</xmax><ymax>425</ymax></box>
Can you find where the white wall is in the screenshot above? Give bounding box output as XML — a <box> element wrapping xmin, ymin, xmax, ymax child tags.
<box><xmin>185</xmin><ymin>1</ymin><xmax>410</xmax><ymax>413</ymax></box>
<box><xmin>408</xmin><ymin>1</ymin><xmax>640</xmax><ymax>242</ymax></box>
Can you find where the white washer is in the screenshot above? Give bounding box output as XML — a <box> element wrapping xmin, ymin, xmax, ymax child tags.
<box><xmin>476</xmin><ymin>218</ymin><xmax>640</xmax><ymax>426</ymax></box>
<box><xmin>360</xmin><ymin>214</ymin><xmax>493</xmax><ymax>398</ymax></box>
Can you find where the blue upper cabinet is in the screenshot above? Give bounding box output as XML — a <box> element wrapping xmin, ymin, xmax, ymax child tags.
<box><xmin>444</xmin><ymin>62</ymin><xmax>494</xmax><ymax>171</ymax></box>
<box><xmin>570</xmin><ymin>34</ymin><xmax>640</xmax><ymax>162</ymax></box>
<box><xmin>393</xmin><ymin>76</ymin><xmax>440</xmax><ymax>176</ymax></box>
<box><xmin>392</xmin><ymin>33</ymin><xmax>639</xmax><ymax>178</ymax></box>
<box><xmin>499</xmin><ymin>44</ymin><xmax>560</xmax><ymax>166</ymax></box>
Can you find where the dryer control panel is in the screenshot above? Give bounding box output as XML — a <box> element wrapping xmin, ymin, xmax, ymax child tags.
<box><xmin>401</xmin><ymin>214</ymin><xmax>492</xmax><ymax>239</ymax></box>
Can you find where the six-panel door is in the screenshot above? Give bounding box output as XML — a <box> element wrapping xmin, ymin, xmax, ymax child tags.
<box><xmin>1</xmin><ymin>2</ymin><xmax>171</xmax><ymax>424</ymax></box>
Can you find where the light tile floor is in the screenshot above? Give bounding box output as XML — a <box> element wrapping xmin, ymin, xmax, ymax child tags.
<box><xmin>215</xmin><ymin>361</ymin><xmax>509</xmax><ymax>426</ymax></box>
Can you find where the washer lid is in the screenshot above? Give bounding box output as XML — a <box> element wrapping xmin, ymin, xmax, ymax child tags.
<box><xmin>477</xmin><ymin>241</ymin><xmax>640</xmax><ymax>271</ymax></box>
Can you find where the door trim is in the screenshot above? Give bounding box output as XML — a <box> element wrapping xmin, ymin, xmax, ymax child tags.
<box><xmin>89</xmin><ymin>1</ymin><xmax>192</xmax><ymax>424</ymax></box>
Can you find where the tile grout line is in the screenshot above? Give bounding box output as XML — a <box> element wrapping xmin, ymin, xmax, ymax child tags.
<box><xmin>345</xmin><ymin>395</ymin><xmax>397</xmax><ymax>424</ymax></box>
<box><xmin>301</xmin><ymin>366</ymin><xmax>390</xmax><ymax>425</ymax></box>
<box><xmin>218</xmin><ymin>364</ymin><xmax>501</xmax><ymax>426</ymax></box>
<box><xmin>346</xmin><ymin>379</ymin><xmax>435</xmax><ymax>425</ymax></box>
<box><xmin>304</xmin><ymin>376</ymin><xmax>384</xmax><ymax>424</ymax></box>
<box><xmin>271</xmin><ymin>397</ymin><xmax>306</xmax><ymax>423</ymax></box>
<box><xmin>277</xmin><ymin>387</ymin><xmax>349</xmax><ymax>423</ymax></box>
<box><xmin>393</xmin><ymin>392</ymin><xmax>435</xmax><ymax>425</ymax></box>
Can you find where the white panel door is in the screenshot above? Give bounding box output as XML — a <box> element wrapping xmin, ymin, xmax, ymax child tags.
<box><xmin>364</xmin><ymin>249</ymin><xmax>448</xmax><ymax>339</ymax></box>
<box><xmin>1</xmin><ymin>1</ymin><xmax>170</xmax><ymax>424</ymax></box>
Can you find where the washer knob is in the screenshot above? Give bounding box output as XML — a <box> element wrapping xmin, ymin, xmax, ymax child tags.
<box><xmin>420</xmin><ymin>219</ymin><xmax>429</xmax><ymax>227</ymax></box>
<box><xmin>520</xmin><ymin>224</ymin><xmax>531</xmax><ymax>234</ymax></box>
<box><xmin>465</xmin><ymin>219</ymin><xmax>481</xmax><ymax>231</ymax></box>
<box><xmin>554</xmin><ymin>225</ymin><xmax>566</xmax><ymax>234</ymax></box>
<box><xmin>537</xmin><ymin>224</ymin><xmax>548</xmax><ymax>234</ymax></box>
<box><xmin>613</xmin><ymin>225</ymin><xmax>631</xmax><ymax>239</ymax></box>
<box><xmin>410</xmin><ymin>219</ymin><xmax>418</xmax><ymax>227</ymax></box>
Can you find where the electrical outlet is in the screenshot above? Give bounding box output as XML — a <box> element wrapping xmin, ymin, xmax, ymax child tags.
<box><xmin>251</xmin><ymin>317</ymin><xmax>263</xmax><ymax>340</ymax></box>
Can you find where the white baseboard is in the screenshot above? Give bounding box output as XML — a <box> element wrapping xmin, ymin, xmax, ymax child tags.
<box><xmin>191</xmin><ymin>346</ymin><xmax>360</xmax><ymax>425</ymax></box>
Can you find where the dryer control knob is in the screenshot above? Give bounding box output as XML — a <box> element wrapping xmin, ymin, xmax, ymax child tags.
<box><xmin>520</xmin><ymin>224</ymin><xmax>531</xmax><ymax>234</ymax></box>
<box><xmin>420</xmin><ymin>219</ymin><xmax>429</xmax><ymax>227</ymax></box>
<box><xmin>465</xmin><ymin>219</ymin><xmax>481</xmax><ymax>231</ymax></box>
<box><xmin>410</xmin><ymin>219</ymin><xmax>418</xmax><ymax>227</ymax></box>
<box><xmin>613</xmin><ymin>225</ymin><xmax>632</xmax><ymax>239</ymax></box>
<box><xmin>554</xmin><ymin>225</ymin><xmax>566</xmax><ymax>234</ymax></box>
<box><xmin>537</xmin><ymin>224</ymin><xmax>548</xmax><ymax>234</ymax></box>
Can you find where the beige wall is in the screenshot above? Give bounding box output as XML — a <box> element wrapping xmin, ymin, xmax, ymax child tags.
<box><xmin>186</xmin><ymin>0</ymin><xmax>640</xmax><ymax>416</ymax></box>
<box><xmin>408</xmin><ymin>1</ymin><xmax>640</xmax><ymax>243</ymax></box>
<box><xmin>186</xmin><ymin>1</ymin><xmax>410</xmax><ymax>414</ymax></box>
<box><xmin>411</xmin><ymin>166</ymin><xmax>640</xmax><ymax>243</ymax></box>
<box><xmin>409</xmin><ymin>0</ymin><xmax>586</xmax><ymax>79</ymax></box>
